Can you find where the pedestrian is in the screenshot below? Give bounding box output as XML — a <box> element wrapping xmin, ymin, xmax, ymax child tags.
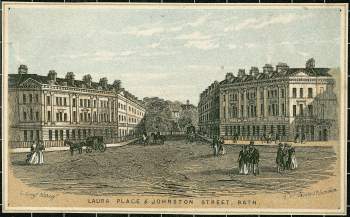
<box><xmin>37</xmin><ymin>140</ymin><xmax>45</xmax><ymax>165</ymax></box>
<box><xmin>212</xmin><ymin>136</ymin><xmax>218</xmax><ymax>156</ymax></box>
<box><xmin>251</xmin><ymin>145</ymin><xmax>260</xmax><ymax>175</ymax></box>
<box><xmin>282</xmin><ymin>143</ymin><xmax>289</xmax><ymax>170</ymax></box>
<box><xmin>238</xmin><ymin>146</ymin><xmax>246</xmax><ymax>174</ymax></box>
<box><xmin>26</xmin><ymin>141</ymin><xmax>38</xmax><ymax>165</ymax></box>
<box><xmin>276</xmin><ymin>143</ymin><xmax>284</xmax><ymax>173</ymax></box>
<box><xmin>247</xmin><ymin>141</ymin><xmax>254</xmax><ymax>174</ymax></box>
<box><xmin>218</xmin><ymin>137</ymin><xmax>225</xmax><ymax>155</ymax></box>
<box><xmin>288</xmin><ymin>145</ymin><xmax>298</xmax><ymax>170</ymax></box>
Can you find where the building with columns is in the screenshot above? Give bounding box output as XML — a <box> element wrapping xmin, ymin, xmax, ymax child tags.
<box><xmin>198</xmin><ymin>59</ymin><xmax>338</xmax><ymax>142</ymax></box>
<box><xmin>8</xmin><ymin>65</ymin><xmax>145</xmax><ymax>148</ymax></box>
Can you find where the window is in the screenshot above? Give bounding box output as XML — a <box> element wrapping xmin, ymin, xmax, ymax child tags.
<box><xmin>72</xmin><ymin>130</ymin><xmax>76</xmax><ymax>139</ymax></box>
<box><xmin>281</xmin><ymin>103</ymin><xmax>285</xmax><ymax>116</ymax></box>
<box><xmin>66</xmin><ymin>130</ymin><xmax>70</xmax><ymax>139</ymax></box>
<box><xmin>48</xmin><ymin>111</ymin><xmax>51</xmax><ymax>121</ymax></box>
<box><xmin>24</xmin><ymin>130</ymin><xmax>27</xmax><ymax>141</ymax></box>
<box><xmin>64</xmin><ymin>113</ymin><xmax>67</xmax><ymax>122</ymax></box>
<box><xmin>36</xmin><ymin>130</ymin><xmax>39</xmax><ymax>140</ymax></box>
<box><xmin>55</xmin><ymin>130</ymin><xmax>59</xmax><ymax>140</ymax></box>
<box><xmin>35</xmin><ymin>94</ymin><xmax>39</xmax><ymax>102</ymax></box>
<box><xmin>73</xmin><ymin>98</ymin><xmax>76</xmax><ymax>107</ymax></box>
<box><xmin>30</xmin><ymin>109</ymin><xmax>33</xmax><ymax>120</ymax></box>
<box><xmin>299</xmin><ymin>104</ymin><xmax>304</xmax><ymax>116</ymax></box>
<box><xmin>47</xmin><ymin>96</ymin><xmax>51</xmax><ymax>105</ymax></box>
<box><xmin>293</xmin><ymin>105</ymin><xmax>296</xmax><ymax>116</ymax></box>
<box><xmin>56</xmin><ymin>113</ymin><xmax>60</xmax><ymax>122</ymax></box>
<box><xmin>84</xmin><ymin>99</ymin><xmax>87</xmax><ymax>107</ymax></box>
<box><xmin>300</xmin><ymin>88</ymin><xmax>304</xmax><ymax>98</ymax></box>
<box><xmin>94</xmin><ymin>100</ymin><xmax>96</xmax><ymax>108</ymax></box>
<box><xmin>56</xmin><ymin>97</ymin><xmax>59</xmax><ymax>106</ymax></box>
<box><xmin>29</xmin><ymin>94</ymin><xmax>33</xmax><ymax>103</ymax></box>
<box><xmin>80</xmin><ymin>113</ymin><xmax>83</xmax><ymax>121</ymax></box>
<box><xmin>23</xmin><ymin>111</ymin><xmax>27</xmax><ymax>121</ymax></box>
<box><xmin>241</xmin><ymin>105</ymin><xmax>244</xmax><ymax>117</ymax></box>
<box><xmin>49</xmin><ymin>130</ymin><xmax>52</xmax><ymax>141</ymax></box>
<box><xmin>23</xmin><ymin>94</ymin><xmax>27</xmax><ymax>104</ymax></box>
<box><xmin>260</xmin><ymin>104</ymin><xmax>264</xmax><ymax>117</ymax></box>
<box><xmin>308</xmin><ymin>105</ymin><xmax>313</xmax><ymax>116</ymax></box>
<box><xmin>281</xmin><ymin>89</ymin><xmax>285</xmax><ymax>98</ymax></box>
<box><xmin>36</xmin><ymin>111</ymin><xmax>39</xmax><ymax>121</ymax></box>
<box><xmin>80</xmin><ymin>99</ymin><xmax>83</xmax><ymax>107</ymax></box>
<box><xmin>60</xmin><ymin>130</ymin><xmax>63</xmax><ymax>140</ymax></box>
<box><xmin>292</xmin><ymin>88</ymin><xmax>297</xmax><ymax>98</ymax></box>
<box><xmin>88</xmin><ymin>100</ymin><xmax>91</xmax><ymax>108</ymax></box>
<box><xmin>64</xmin><ymin>98</ymin><xmax>67</xmax><ymax>106</ymax></box>
<box><xmin>308</xmin><ymin>88</ymin><xmax>313</xmax><ymax>98</ymax></box>
<box><xmin>59</xmin><ymin>97</ymin><xmax>62</xmax><ymax>106</ymax></box>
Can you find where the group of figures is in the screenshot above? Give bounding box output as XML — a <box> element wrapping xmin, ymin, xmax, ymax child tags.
<box><xmin>211</xmin><ymin>137</ymin><xmax>226</xmax><ymax>156</ymax></box>
<box><xmin>237</xmin><ymin>142</ymin><xmax>260</xmax><ymax>176</ymax></box>
<box><xmin>26</xmin><ymin>140</ymin><xmax>45</xmax><ymax>165</ymax></box>
<box><xmin>276</xmin><ymin>143</ymin><xmax>298</xmax><ymax>172</ymax></box>
<box><xmin>142</xmin><ymin>131</ymin><xmax>165</xmax><ymax>145</ymax></box>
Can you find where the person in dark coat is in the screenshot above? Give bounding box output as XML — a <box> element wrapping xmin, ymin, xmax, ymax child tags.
<box><xmin>251</xmin><ymin>146</ymin><xmax>260</xmax><ymax>175</ymax></box>
<box><xmin>276</xmin><ymin>143</ymin><xmax>284</xmax><ymax>173</ymax></box>
<box><xmin>238</xmin><ymin>146</ymin><xmax>248</xmax><ymax>174</ymax></box>
<box><xmin>282</xmin><ymin>143</ymin><xmax>289</xmax><ymax>170</ymax></box>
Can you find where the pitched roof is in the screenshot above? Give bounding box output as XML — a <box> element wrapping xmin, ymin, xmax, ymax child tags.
<box><xmin>9</xmin><ymin>73</ymin><xmax>145</xmax><ymax>106</ymax></box>
<box><xmin>221</xmin><ymin>67</ymin><xmax>332</xmax><ymax>85</ymax></box>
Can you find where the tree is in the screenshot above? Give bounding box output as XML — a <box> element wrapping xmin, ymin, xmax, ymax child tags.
<box><xmin>112</xmin><ymin>79</ymin><xmax>122</xmax><ymax>90</ymax></box>
<box><xmin>65</xmin><ymin>72</ymin><xmax>75</xmax><ymax>80</ymax></box>
<box><xmin>83</xmin><ymin>74</ymin><xmax>92</xmax><ymax>83</ymax></box>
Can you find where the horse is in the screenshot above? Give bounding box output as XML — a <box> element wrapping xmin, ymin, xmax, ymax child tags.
<box><xmin>64</xmin><ymin>140</ymin><xmax>83</xmax><ymax>156</ymax></box>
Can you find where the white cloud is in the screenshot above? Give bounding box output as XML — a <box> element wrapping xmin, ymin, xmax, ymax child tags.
<box><xmin>224</xmin><ymin>13</ymin><xmax>313</xmax><ymax>32</ymax></box>
<box><xmin>175</xmin><ymin>31</ymin><xmax>211</xmax><ymax>40</ymax></box>
<box><xmin>227</xmin><ymin>43</ymin><xmax>238</xmax><ymax>49</ymax></box>
<box><xmin>245</xmin><ymin>43</ymin><xmax>257</xmax><ymax>48</ymax></box>
<box><xmin>148</xmin><ymin>42</ymin><xmax>161</xmax><ymax>49</ymax></box>
<box><xmin>188</xmin><ymin>14</ymin><xmax>210</xmax><ymax>27</ymax></box>
<box><xmin>124</xmin><ymin>26</ymin><xmax>165</xmax><ymax>37</ymax></box>
<box><xmin>119</xmin><ymin>50</ymin><xmax>136</xmax><ymax>56</ymax></box>
<box><xmin>297</xmin><ymin>51</ymin><xmax>310</xmax><ymax>58</ymax></box>
<box><xmin>184</xmin><ymin>39</ymin><xmax>219</xmax><ymax>50</ymax></box>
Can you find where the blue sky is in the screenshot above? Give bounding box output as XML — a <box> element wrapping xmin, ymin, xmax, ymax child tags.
<box><xmin>7</xmin><ymin>7</ymin><xmax>341</xmax><ymax>104</ymax></box>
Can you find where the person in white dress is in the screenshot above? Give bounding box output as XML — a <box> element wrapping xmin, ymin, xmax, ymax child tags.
<box><xmin>37</xmin><ymin>140</ymin><xmax>45</xmax><ymax>165</ymax></box>
<box><xmin>27</xmin><ymin>142</ymin><xmax>39</xmax><ymax>165</ymax></box>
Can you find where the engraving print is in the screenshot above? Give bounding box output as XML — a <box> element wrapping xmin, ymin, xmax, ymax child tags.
<box><xmin>2</xmin><ymin>3</ymin><xmax>347</xmax><ymax>215</ymax></box>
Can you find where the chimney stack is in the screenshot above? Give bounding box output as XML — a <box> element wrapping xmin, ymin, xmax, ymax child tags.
<box><xmin>306</xmin><ymin>58</ymin><xmax>315</xmax><ymax>69</ymax></box>
<box><xmin>276</xmin><ymin>63</ymin><xmax>289</xmax><ymax>73</ymax></box>
<box><xmin>238</xmin><ymin>69</ymin><xmax>246</xmax><ymax>77</ymax></box>
<box><xmin>48</xmin><ymin>70</ymin><xmax>57</xmax><ymax>83</ymax></box>
<box><xmin>263</xmin><ymin>64</ymin><xmax>273</xmax><ymax>74</ymax></box>
<box><xmin>249</xmin><ymin>67</ymin><xmax>259</xmax><ymax>76</ymax></box>
<box><xmin>18</xmin><ymin>65</ymin><xmax>28</xmax><ymax>74</ymax></box>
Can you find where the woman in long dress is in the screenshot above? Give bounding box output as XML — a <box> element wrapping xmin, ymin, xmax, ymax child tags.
<box><xmin>289</xmin><ymin>147</ymin><xmax>297</xmax><ymax>170</ymax></box>
<box><xmin>27</xmin><ymin>142</ymin><xmax>39</xmax><ymax>165</ymax></box>
<box><xmin>37</xmin><ymin>140</ymin><xmax>45</xmax><ymax>165</ymax></box>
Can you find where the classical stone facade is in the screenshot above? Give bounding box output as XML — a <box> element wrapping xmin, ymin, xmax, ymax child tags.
<box><xmin>199</xmin><ymin>59</ymin><xmax>338</xmax><ymax>142</ymax></box>
<box><xmin>8</xmin><ymin>65</ymin><xmax>145</xmax><ymax>147</ymax></box>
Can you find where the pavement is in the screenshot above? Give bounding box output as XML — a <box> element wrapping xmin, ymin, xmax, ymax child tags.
<box><xmin>198</xmin><ymin>135</ymin><xmax>336</xmax><ymax>147</ymax></box>
<box><xmin>10</xmin><ymin>138</ymin><xmax>139</xmax><ymax>153</ymax></box>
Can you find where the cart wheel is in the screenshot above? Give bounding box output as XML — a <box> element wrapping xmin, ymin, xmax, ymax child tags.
<box><xmin>86</xmin><ymin>147</ymin><xmax>92</xmax><ymax>153</ymax></box>
<box><xmin>98</xmin><ymin>143</ymin><xmax>107</xmax><ymax>152</ymax></box>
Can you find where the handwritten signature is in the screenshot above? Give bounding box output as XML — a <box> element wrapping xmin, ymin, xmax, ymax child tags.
<box><xmin>20</xmin><ymin>191</ymin><xmax>57</xmax><ymax>200</ymax></box>
<box><xmin>283</xmin><ymin>188</ymin><xmax>337</xmax><ymax>199</ymax></box>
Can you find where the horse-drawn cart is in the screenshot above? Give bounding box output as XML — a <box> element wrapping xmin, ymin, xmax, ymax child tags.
<box><xmin>65</xmin><ymin>136</ymin><xmax>107</xmax><ymax>156</ymax></box>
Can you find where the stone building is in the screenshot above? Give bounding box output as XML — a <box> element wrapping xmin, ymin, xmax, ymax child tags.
<box><xmin>8</xmin><ymin>65</ymin><xmax>145</xmax><ymax>148</ymax></box>
<box><xmin>198</xmin><ymin>59</ymin><xmax>338</xmax><ymax>142</ymax></box>
<box><xmin>198</xmin><ymin>81</ymin><xmax>220</xmax><ymax>138</ymax></box>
